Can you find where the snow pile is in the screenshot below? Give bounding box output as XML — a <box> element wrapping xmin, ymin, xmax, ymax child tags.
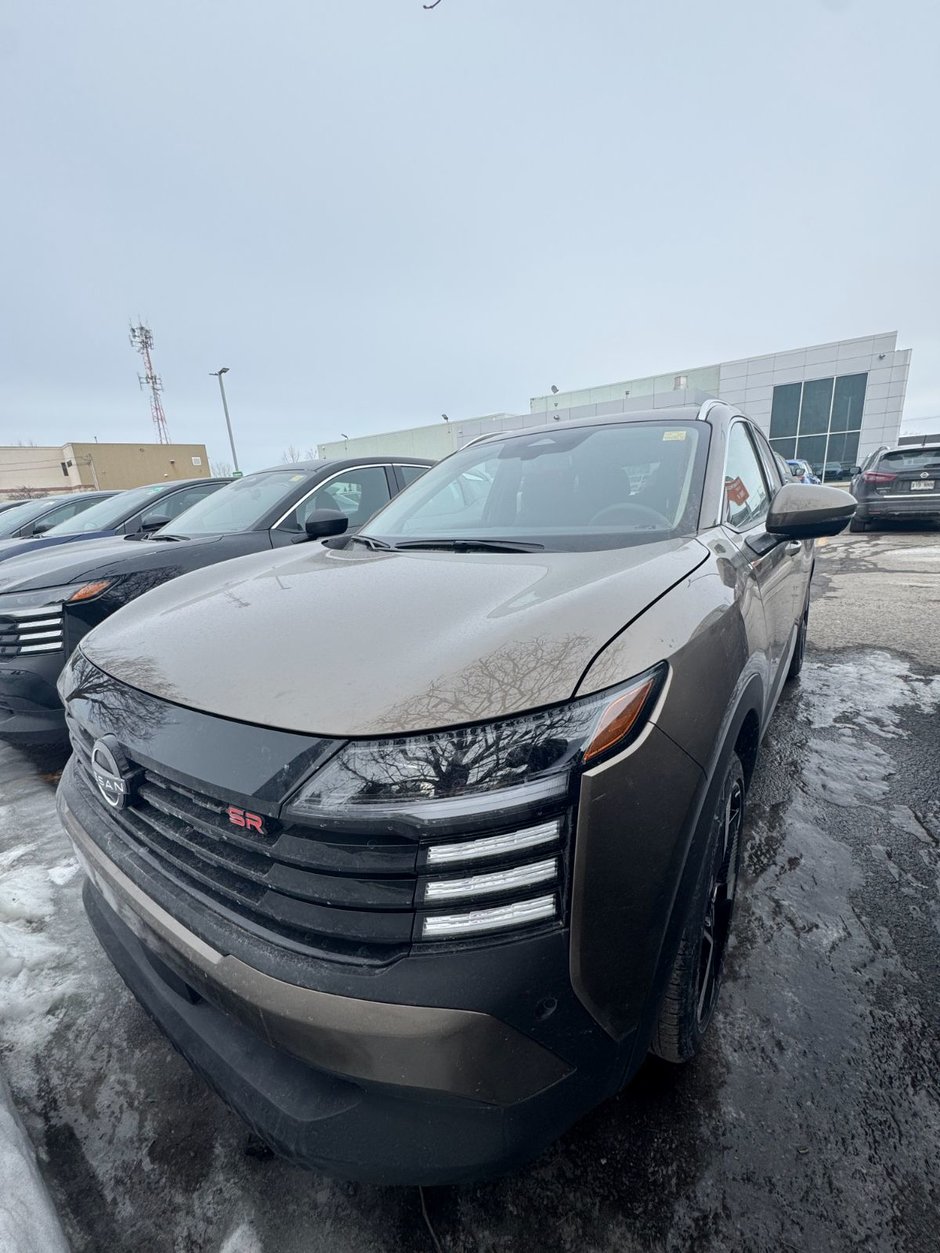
<box><xmin>0</xmin><ymin>850</ymin><xmax>81</xmax><ymax>1026</ymax></box>
<box><xmin>0</xmin><ymin>1072</ymin><xmax>69</xmax><ymax>1253</ymax></box>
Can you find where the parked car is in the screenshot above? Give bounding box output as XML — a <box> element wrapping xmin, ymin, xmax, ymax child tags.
<box><xmin>0</xmin><ymin>491</ymin><xmax>117</xmax><ymax>541</ymax></box>
<box><xmin>785</xmin><ymin>458</ymin><xmax>820</xmax><ymax>485</ymax></box>
<box><xmin>849</xmin><ymin>443</ymin><xmax>940</xmax><ymax>531</ymax></box>
<box><xmin>0</xmin><ymin>457</ymin><xmax>431</xmax><ymax>743</ymax></box>
<box><xmin>0</xmin><ymin>498</ymin><xmax>31</xmax><ymax>516</ymax></box>
<box><xmin>820</xmin><ymin>461</ymin><xmax>860</xmax><ymax>483</ymax></box>
<box><xmin>55</xmin><ymin>402</ymin><xmax>854</xmax><ymax>1185</ymax></box>
<box><xmin>0</xmin><ymin>477</ymin><xmax>231</xmax><ymax>564</ymax></box>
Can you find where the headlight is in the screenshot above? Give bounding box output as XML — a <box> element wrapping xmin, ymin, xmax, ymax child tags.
<box><xmin>285</xmin><ymin>664</ymin><xmax>665</xmax><ymax>940</ymax></box>
<box><xmin>286</xmin><ymin>663</ymin><xmax>665</xmax><ymax>834</ymax></box>
<box><xmin>0</xmin><ymin>581</ymin><xmax>111</xmax><ymax>614</ymax></box>
<box><xmin>67</xmin><ymin>580</ymin><xmax>111</xmax><ymax>603</ymax></box>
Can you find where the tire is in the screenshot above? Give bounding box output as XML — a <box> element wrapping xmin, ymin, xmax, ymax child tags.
<box><xmin>786</xmin><ymin>602</ymin><xmax>808</xmax><ymax>681</ymax></box>
<box><xmin>651</xmin><ymin>752</ymin><xmax>746</xmax><ymax>1064</ymax></box>
<box><xmin>849</xmin><ymin>516</ymin><xmax>870</xmax><ymax>533</ymax></box>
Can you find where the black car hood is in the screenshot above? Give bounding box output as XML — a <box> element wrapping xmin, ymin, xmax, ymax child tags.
<box><xmin>0</xmin><ymin>528</ymin><xmax>120</xmax><ymax>564</ymax></box>
<box><xmin>0</xmin><ymin>534</ymin><xmax>228</xmax><ymax>594</ymax></box>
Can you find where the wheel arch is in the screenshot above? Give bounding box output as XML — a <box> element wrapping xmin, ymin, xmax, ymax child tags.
<box><xmin>607</xmin><ymin>672</ymin><xmax>765</xmax><ymax>1082</ymax></box>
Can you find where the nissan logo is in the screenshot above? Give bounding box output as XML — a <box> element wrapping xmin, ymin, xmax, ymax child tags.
<box><xmin>90</xmin><ymin>738</ymin><xmax>130</xmax><ymax>810</ymax></box>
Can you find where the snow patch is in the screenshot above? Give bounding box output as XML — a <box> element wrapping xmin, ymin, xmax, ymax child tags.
<box><xmin>220</xmin><ymin>1220</ymin><xmax>264</xmax><ymax>1253</ymax></box>
<box><xmin>0</xmin><ymin>1072</ymin><xmax>69</xmax><ymax>1253</ymax></box>
<box><xmin>47</xmin><ymin>858</ymin><xmax>80</xmax><ymax>887</ymax></box>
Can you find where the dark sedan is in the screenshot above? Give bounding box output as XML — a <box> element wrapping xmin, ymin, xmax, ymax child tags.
<box><xmin>0</xmin><ymin>456</ymin><xmax>432</xmax><ymax>743</ymax></box>
<box><xmin>0</xmin><ymin>477</ymin><xmax>231</xmax><ymax>564</ymax></box>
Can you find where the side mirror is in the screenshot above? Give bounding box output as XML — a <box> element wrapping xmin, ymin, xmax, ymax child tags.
<box><xmin>30</xmin><ymin>520</ymin><xmax>53</xmax><ymax>535</ymax></box>
<box><xmin>766</xmin><ymin>483</ymin><xmax>856</xmax><ymax>539</ymax></box>
<box><xmin>141</xmin><ymin>515</ymin><xmax>170</xmax><ymax>532</ymax></box>
<box><xmin>850</xmin><ymin>466</ymin><xmax>861</xmax><ymax>477</ymax></box>
<box><xmin>299</xmin><ymin>509</ymin><xmax>349</xmax><ymax>541</ymax></box>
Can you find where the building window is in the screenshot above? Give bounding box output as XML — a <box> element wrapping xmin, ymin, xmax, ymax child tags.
<box><xmin>769</xmin><ymin>373</ymin><xmax>867</xmax><ymax>475</ymax></box>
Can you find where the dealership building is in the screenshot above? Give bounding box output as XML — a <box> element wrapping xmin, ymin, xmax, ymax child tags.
<box><xmin>318</xmin><ymin>332</ymin><xmax>911</xmax><ymax>473</ymax></box>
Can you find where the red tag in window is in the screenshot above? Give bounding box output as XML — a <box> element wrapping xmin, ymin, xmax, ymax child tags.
<box><xmin>725</xmin><ymin>476</ymin><xmax>750</xmax><ymax>507</ymax></box>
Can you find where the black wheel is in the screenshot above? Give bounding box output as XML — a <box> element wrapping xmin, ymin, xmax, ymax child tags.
<box><xmin>651</xmin><ymin>752</ymin><xmax>745</xmax><ymax>1063</ymax></box>
<box><xmin>787</xmin><ymin>602</ymin><xmax>808</xmax><ymax>681</ymax></box>
<box><xmin>849</xmin><ymin>516</ymin><xmax>870</xmax><ymax>533</ymax></box>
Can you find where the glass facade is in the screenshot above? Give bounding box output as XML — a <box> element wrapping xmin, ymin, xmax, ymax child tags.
<box><xmin>769</xmin><ymin>373</ymin><xmax>867</xmax><ymax>475</ymax></box>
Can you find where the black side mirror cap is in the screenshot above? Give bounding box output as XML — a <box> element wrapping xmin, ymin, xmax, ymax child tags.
<box><xmin>299</xmin><ymin>509</ymin><xmax>349</xmax><ymax>541</ymax></box>
<box><xmin>30</xmin><ymin>520</ymin><xmax>52</xmax><ymax>535</ymax></box>
<box><xmin>141</xmin><ymin>516</ymin><xmax>170</xmax><ymax>531</ymax></box>
<box><xmin>766</xmin><ymin>483</ymin><xmax>856</xmax><ymax>539</ymax></box>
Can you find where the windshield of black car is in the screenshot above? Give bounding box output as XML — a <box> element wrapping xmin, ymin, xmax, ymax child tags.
<box><xmin>157</xmin><ymin>470</ymin><xmax>309</xmax><ymax>537</ymax></box>
<box><xmin>879</xmin><ymin>448</ymin><xmax>940</xmax><ymax>471</ymax></box>
<box><xmin>364</xmin><ymin>421</ymin><xmax>708</xmax><ymax>552</ymax></box>
<box><xmin>46</xmin><ymin>484</ymin><xmax>169</xmax><ymax>534</ymax></box>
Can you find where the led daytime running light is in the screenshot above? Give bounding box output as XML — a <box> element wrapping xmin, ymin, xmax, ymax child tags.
<box><xmin>424</xmin><ymin>857</ymin><xmax>557</xmax><ymax>902</ymax></box>
<box><xmin>422</xmin><ymin>894</ymin><xmax>556</xmax><ymax>939</ymax></box>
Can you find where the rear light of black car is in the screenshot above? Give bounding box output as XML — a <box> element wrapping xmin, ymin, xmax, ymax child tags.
<box><xmin>862</xmin><ymin>471</ymin><xmax>897</xmax><ymax>485</ymax></box>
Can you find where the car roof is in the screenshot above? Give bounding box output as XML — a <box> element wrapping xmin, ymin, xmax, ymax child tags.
<box><xmin>130</xmin><ymin>478</ymin><xmax>231</xmax><ymax>490</ymax></box>
<box><xmin>881</xmin><ymin>443</ymin><xmax>940</xmax><ymax>453</ymax></box>
<box><xmin>464</xmin><ymin>397</ymin><xmax>738</xmax><ymax>447</ymax></box>
<box><xmin>253</xmin><ymin>456</ymin><xmax>435</xmax><ymax>474</ymax></box>
<box><xmin>34</xmin><ymin>490</ymin><xmax>115</xmax><ymax>509</ymax></box>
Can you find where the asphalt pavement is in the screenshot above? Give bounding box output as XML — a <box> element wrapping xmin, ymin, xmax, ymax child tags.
<box><xmin>0</xmin><ymin>527</ymin><xmax>938</xmax><ymax>1253</ymax></box>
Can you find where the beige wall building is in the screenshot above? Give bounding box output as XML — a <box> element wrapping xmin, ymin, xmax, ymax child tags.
<box><xmin>0</xmin><ymin>442</ymin><xmax>210</xmax><ymax>498</ymax></box>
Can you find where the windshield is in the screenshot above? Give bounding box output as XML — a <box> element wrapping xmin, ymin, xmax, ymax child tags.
<box><xmin>880</xmin><ymin>448</ymin><xmax>940</xmax><ymax>471</ymax></box>
<box><xmin>365</xmin><ymin>421</ymin><xmax>708</xmax><ymax>552</ymax></box>
<box><xmin>0</xmin><ymin>498</ymin><xmax>59</xmax><ymax>537</ymax></box>
<box><xmin>47</xmin><ymin>483</ymin><xmax>169</xmax><ymax>534</ymax></box>
<box><xmin>159</xmin><ymin>470</ymin><xmax>310</xmax><ymax>537</ymax></box>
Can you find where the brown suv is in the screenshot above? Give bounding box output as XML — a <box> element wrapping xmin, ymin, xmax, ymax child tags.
<box><xmin>56</xmin><ymin>400</ymin><xmax>855</xmax><ymax>1183</ymax></box>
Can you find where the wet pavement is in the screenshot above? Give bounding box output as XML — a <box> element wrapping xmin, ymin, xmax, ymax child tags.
<box><xmin>0</xmin><ymin>528</ymin><xmax>938</xmax><ymax>1252</ymax></box>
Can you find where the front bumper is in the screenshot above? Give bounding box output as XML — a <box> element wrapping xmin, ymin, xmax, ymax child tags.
<box><xmin>0</xmin><ymin>652</ymin><xmax>67</xmax><ymax>744</ymax></box>
<box><xmin>58</xmin><ymin>764</ymin><xmax>626</xmax><ymax>1184</ymax></box>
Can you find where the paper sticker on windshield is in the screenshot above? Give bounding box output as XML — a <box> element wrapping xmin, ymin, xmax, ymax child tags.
<box><xmin>662</xmin><ymin>430</ymin><xmax>687</xmax><ymax>441</ymax></box>
<box><xmin>290</xmin><ymin>474</ymin><xmax>305</xmax><ymax>481</ymax></box>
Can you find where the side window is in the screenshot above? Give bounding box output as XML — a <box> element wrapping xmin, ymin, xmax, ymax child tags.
<box><xmin>278</xmin><ymin>467</ymin><xmax>392</xmax><ymax>533</ymax></box>
<box><xmin>144</xmin><ymin>482</ymin><xmax>220</xmax><ymax>525</ymax></box>
<box><xmin>398</xmin><ymin>465</ymin><xmax>430</xmax><ymax>489</ymax></box>
<box><xmin>27</xmin><ymin>498</ymin><xmax>84</xmax><ymax>533</ymax></box>
<box><xmin>44</xmin><ymin>500</ymin><xmax>85</xmax><ymax>525</ymax></box>
<box><xmin>724</xmin><ymin>424</ymin><xmax>771</xmax><ymax>530</ymax></box>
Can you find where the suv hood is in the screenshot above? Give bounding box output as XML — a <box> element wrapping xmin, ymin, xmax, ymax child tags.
<box><xmin>81</xmin><ymin>538</ymin><xmax>709</xmax><ymax>737</ymax></box>
<box><xmin>0</xmin><ymin>528</ymin><xmax>119</xmax><ymax>564</ymax></box>
<box><xmin>0</xmin><ymin>534</ymin><xmax>225</xmax><ymax>594</ymax></box>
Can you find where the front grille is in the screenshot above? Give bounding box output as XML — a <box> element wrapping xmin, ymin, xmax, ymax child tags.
<box><xmin>0</xmin><ymin>605</ymin><xmax>65</xmax><ymax>657</ymax></box>
<box><xmin>69</xmin><ymin>721</ymin><xmax>567</xmax><ymax>961</ymax></box>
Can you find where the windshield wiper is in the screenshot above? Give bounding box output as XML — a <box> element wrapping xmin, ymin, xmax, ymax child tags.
<box><xmin>349</xmin><ymin>534</ymin><xmax>392</xmax><ymax>551</ymax></box>
<box><xmin>391</xmin><ymin>538</ymin><xmax>545</xmax><ymax>553</ymax></box>
<box><xmin>144</xmin><ymin>533</ymin><xmax>188</xmax><ymax>542</ymax></box>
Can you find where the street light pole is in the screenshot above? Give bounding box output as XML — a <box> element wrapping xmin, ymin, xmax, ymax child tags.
<box><xmin>210</xmin><ymin>367</ymin><xmax>240</xmax><ymax>473</ymax></box>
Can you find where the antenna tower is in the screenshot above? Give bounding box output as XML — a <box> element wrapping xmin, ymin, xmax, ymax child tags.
<box><xmin>129</xmin><ymin>322</ymin><xmax>171</xmax><ymax>443</ymax></box>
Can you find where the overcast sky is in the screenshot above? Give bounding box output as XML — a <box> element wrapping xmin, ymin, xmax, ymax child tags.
<box><xmin>2</xmin><ymin>0</ymin><xmax>938</xmax><ymax>470</ymax></box>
